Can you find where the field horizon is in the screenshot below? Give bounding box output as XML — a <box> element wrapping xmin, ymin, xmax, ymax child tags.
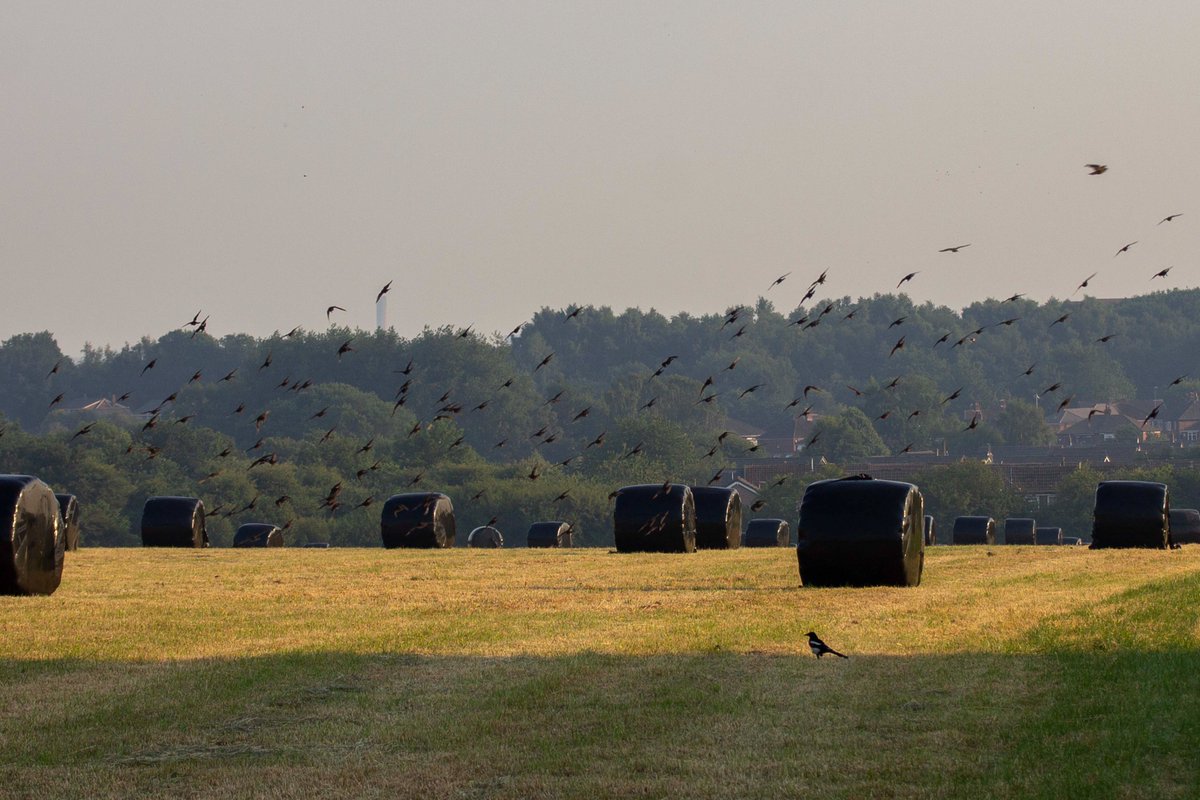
<box><xmin>2</xmin><ymin>547</ymin><xmax>1198</xmax><ymax>798</ymax></box>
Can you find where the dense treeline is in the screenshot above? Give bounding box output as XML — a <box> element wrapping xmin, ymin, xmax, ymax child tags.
<box><xmin>2</xmin><ymin>290</ymin><xmax>1199</xmax><ymax>545</ymax></box>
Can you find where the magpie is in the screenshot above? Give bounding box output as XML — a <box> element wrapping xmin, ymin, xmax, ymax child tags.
<box><xmin>806</xmin><ymin>631</ymin><xmax>848</xmax><ymax>659</ymax></box>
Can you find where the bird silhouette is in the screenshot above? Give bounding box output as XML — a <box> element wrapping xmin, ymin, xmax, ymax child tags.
<box><xmin>739</xmin><ymin>385</ymin><xmax>764</xmax><ymax>399</ymax></box>
<box><xmin>49</xmin><ymin>393</ymin><xmax>64</xmax><ymax>408</ymax></box>
<box><xmin>1050</xmin><ymin>313</ymin><xmax>1070</xmax><ymax>327</ymax></box>
<box><xmin>1096</xmin><ymin>334</ymin><xmax>1118</xmax><ymax>344</ymax></box>
<box><xmin>1143</xmin><ymin>403</ymin><xmax>1164</xmax><ymax>427</ymax></box>
<box><xmin>941</xmin><ymin>388</ymin><xmax>961</xmax><ymax>405</ymax></box>
<box><xmin>376</xmin><ymin>281</ymin><xmax>392</xmax><ymax>303</ymax></box>
<box><xmin>563</xmin><ymin>306</ymin><xmax>584</xmax><ymax>322</ymax></box>
<box><xmin>69</xmin><ymin>423</ymin><xmax>94</xmax><ymax>441</ymax></box>
<box><xmin>1158</xmin><ymin>213</ymin><xmax>1183</xmax><ymax>225</ymax></box>
<box><xmin>337</xmin><ymin>339</ymin><xmax>355</xmax><ymax>359</ymax></box>
<box><xmin>1085</xmin><ymin>163</ymin><xmax>1108</xmax><ymax>175</ymax></box>
<box><xmin>1114</xmin><ymin>241</ymin><xmax>1137</xmax><ymax>257</ymax></box>
<box><xmin>1151</xmin><ymin>267</ymin><xmax>1172</xmax><ymax>280</ymax></box>
<box><xmin>326</xmin><ymin>305</ymin><xmax>346</xmax><ymax>321</ymax></box>
<box><xmin>897</xmin><ymin>272</ymin><xmax>919</xmax><ymax>288</ymax></box>
<box><xmin>963</xmin><ymin>415</ymin><xmax>980</xmax><ymax>432</ymax></box>
<box><xmin>140</xmin><ymin>359</ymin><xmax>157</xmax><ymax>376</ymax></box>
<box><xmin>768</xmin><ymin>272</ymin><xmax>791</xmax><ymax>290</ymax></box>
<box><xmin>939</xmin><ymin>244</ymin><xmax>970</xmax><ymax>253</ymax></box>
<box><xmin>1002</xmin><ymin>293</ymin><xmax>1025</xmax><ymax>303</ymax></box>
<box><xmin>889</xmin><ymin>316</ymin><xmax>906</xmax><ymax>328</ymax></box>
<box><xmin>1074</xmin><ymin>273</ymin><xmax>1097</xmax><ymax>294</ymax></box>
<box><xmin>890</xmin><ymin>336</ymin><xmax>906</xmax><ymax>357</ymax></box>
<box><xmin>535</xmin><ymin>353</ymin><xmax>555</xmax><ymax>371</ymax></box>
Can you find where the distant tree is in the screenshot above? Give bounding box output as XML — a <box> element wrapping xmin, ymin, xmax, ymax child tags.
<box><xmin>806</xmin><ymin>407</ymin><xmax>889</xmax><ymax>466</ymax></box>
<box><xmin>993</xmin><ymin>399</ymin><xmax>1055</xmax><ymax>446</ymax></box>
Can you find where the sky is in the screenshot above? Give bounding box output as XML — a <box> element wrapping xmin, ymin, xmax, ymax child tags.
<box><xmin>3</xmin><ymin>2</ymin><xmax>1199</xmax><ymax>356</ymax></box>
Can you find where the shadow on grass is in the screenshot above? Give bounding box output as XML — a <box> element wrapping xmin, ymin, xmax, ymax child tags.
<box><xmin>2</xmin><ymin>572</ymin><xmax>1200</xmax><ymax>799</ymax></box>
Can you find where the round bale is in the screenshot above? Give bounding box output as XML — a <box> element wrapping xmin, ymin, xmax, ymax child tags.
<box><xmin>796</xmin><ymin>475</ymin><xmax>924</xmax><ymax>587</ymax></box>
<box><xmin>0</xmin><ymin>475</ymin><xmax>65</xmax><ymax>596</ymax></box>
<box><xmin>690</xmin><ymin>486</ymin><xmax>742</xmax><ymax>549</ymax></box>
<box><xmin>141</xmin><ymin>496</ymin><xmax>208</xmax><ymax>548</ymax></box>
<box><xmin>233</xmin><ymin>523</ymin><xmax>284</xmax><ymax>547</ymax></box>
<box><xmin>1169</xmin><ymin>508</ymin><xmax>1200</xmax><ymax>545</ymax></box>
<box><xmin>743</xmin><ymin>518</ymin><xmax>790</xmax><ymax>547</ymax></box>
<box><xmin>55</xmin><ymin>493</ymin><xmax>80</xmax><ymax>551</ymax></box>
<box><xmin>613</xmin><ymin>484</ymin><xmax>697</xmax><ymax>553</ymax></box>
<box><xmin>1003</xmin><ymin>517</ymin><xmax>1037</xmax><ymax>545</ymax></box>
<box><xmin>527</xmin><ymin>521</ymin><xmax>573</xmax><ymax>548</ymax></box>
<box><xmin>952</xmin><ymin>516</ymin><xmax>995</xmax><ymax>545</ymax></box>
<box><xmin>381</xmin><ymin>492</ymin><xmax>456</xmax><ymax>548</ymax></box>
<box><xmin>1035</xmin><ymin>526</ymin><xmax>1063</xmax><ymax>545</ymax></box>
<box><xmin>467</xmin><ymin>526</ymin><xmax>504</xmax><ymax>548</ymax></box>
<box><xmin>924</xmin><ymin>514</ymin><xmax>936</xmax><ymax>546</ymax></box>
<box><xmin>1091</xmin><ymin>480</ymin><xmax>1170</xmax><ymax>549</ymax></box>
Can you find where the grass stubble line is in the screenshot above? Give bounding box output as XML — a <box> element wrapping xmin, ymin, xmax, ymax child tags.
<box><xmin>0</xmin><ymin>547</ymin><xmax>1197</xmax><ymax>799</ymax></box>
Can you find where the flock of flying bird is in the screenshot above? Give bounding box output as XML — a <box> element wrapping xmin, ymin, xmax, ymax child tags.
<box><xmin>33</xmin><ymin>163</ymin><xmax>1192</xmax><ymax>535</ymax></box>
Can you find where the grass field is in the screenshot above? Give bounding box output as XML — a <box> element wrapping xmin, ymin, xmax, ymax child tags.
<box><xmin>2</xmin><ymin>546</ymin><xmax>1199</xmax><ymax>799</ymax></box>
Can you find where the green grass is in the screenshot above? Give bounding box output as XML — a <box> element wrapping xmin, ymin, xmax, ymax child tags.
<box><xmin>1</xmin><ymin>546</ymin><xmax>1198</xmax><ymax>798</ymax></box>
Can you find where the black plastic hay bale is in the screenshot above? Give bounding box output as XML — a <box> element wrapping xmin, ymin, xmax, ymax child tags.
<box><xmin>923</xmin><ymin>515</ymin><xmax>936</xmax><ymax>546</ymax></box>
<box><xmin>795</xmin><ymin>475</ymin><xmax>924</xmax><ymax>587</ymax></box>
<box><xmin>141</xmin><ymin>496</ymin><xmax>208</xmax><ymax>548</ymax></box>
<box><xmin>1062</xmin><ymin>536</ymin><xmax>1084</xmax><ymax>546</ymax></box>
<box><xmin>1035</xmin><ymin>526</ymin><xmax>1063</xmax><ymax>546</ymax></box>
<box><xmin>0</xmin><ymin>475</ymin><xmax>65</xmax><ymax>596</ymax></box>
<box><xmin>380</xmin><ymin>492</ymin><xmax>456</xmax><ymax>548</ymax></box>
<box><xmin>304</xmin><ymin>542</ymin><xmax>331</xmax><ymax>548</ymax></box>
<box><xmin>613</xmin><ymin>484</ymin><xmax>697</xmax><ymax>553</ymax></box>
<box><xmin>233</xmin><ymin>523</ymin><xmax>284</xmax><ymax>548</ymax></box>
<box><xmin>527</xmin><ymin>521</ymin><xmax>573</xmax><ymax>548</ymax></box>
<box><xmin>1169</xmin><ymin>508</ymin><xmax>1200</xmax><ymax>544</ymax></box>
<box><xmin>1091</xmin><ymin>480</ymin><xmax>1170</xmax><ymax>549</ymax></box>
<box><xmin>743</xmin><ymin>518</ymin><xmax>790</xmax><ymax>547</ymax></box>
<box><xmin>1003</xmin><ymin>517</ymin><xmax>1037</xmax><ymax>545</ymax></box>
<box><xmin>55</xmin><ymin>493</ymin><xmax>80</xmax><ymax>551</ymax></box>
<box><xmin>952</xmin><ymin>516</ymin><xmax>995</xmax><ymax>545</ymax></box>
<box><xmin>467</xmin><ymin>526</ymin><xmax>504</xmax><ymax>548</ymax></box>
<box><xmin>690</xmin><ymin>486</ymin><xmax>743</xmax><ymax>549</ymax></box>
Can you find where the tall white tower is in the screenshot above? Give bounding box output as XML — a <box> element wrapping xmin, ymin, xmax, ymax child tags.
<box><xmin>376</xmin><ymin>295</ymin><xmax>388</xmax><ymax>330</ymax></box>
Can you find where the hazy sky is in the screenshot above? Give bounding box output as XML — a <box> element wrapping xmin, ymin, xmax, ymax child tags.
<box><xmin>4</xmin><ymin>2</ymin><xmax>1199</xmax><ymax>356</ymax></box>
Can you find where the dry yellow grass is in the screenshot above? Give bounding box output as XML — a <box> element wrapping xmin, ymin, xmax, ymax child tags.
<box><xmin>1</xmin><ymin>546</ymin><xmax>1198</xmax><ymax>799</ymax></box>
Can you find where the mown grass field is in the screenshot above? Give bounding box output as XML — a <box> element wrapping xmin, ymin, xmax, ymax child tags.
<box><xmin>2</xmin><ymin>546</ymin><xmax>1199</xmax><ymax>799</ymax></box>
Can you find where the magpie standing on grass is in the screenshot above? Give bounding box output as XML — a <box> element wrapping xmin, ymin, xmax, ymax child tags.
<box><xmin>807</xmin><ymin>631</ymin><xmax>849</xmax><ymax>659</ymax></box>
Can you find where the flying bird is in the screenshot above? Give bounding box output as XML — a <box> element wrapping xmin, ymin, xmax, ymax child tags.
<box><xmin>890</xmin><ymin>336</ymin><xmax>905</xmax><ymax>357</ymax></box>
<box><xmin>534</xmin><ymin>352</ymin><xmax>555</xmax><ymax>371</ymax></box>
<box><xmin>896</xmin><ymin>272</ymin><xmax>919</xmax><ymax>288</ymax></box>
<box><xmin>1056</xmin><ymin>395</ymin><xmax>1074</xmax><ymax>413</ymax></box>
<box><xmin>506</xmin><ymin>323</ymin><xmax>525</xmax><ymax>339</ymax></box>
<box><xmin>807</xmin><ymin>632</ymin><xmax>848</xmax><ymax>659</ymax></box>
<box><xmin>49</xmin><ymin>393</ymin><xmax>64</xmax><ymax>408</ymax></box>
<box><xmin>941</xmin><ymin>388</ymin><xmax>961</xmax><ymax>405</ymax></box>
<box><xmin>563</xmin><ymin>306</ymin><xmax>584</xmax><ymax>322</ymax></box>
<box><xmin>1095</xmin><ymin>334</ymin><xmax>1118</xmax><ymax>344</ymax></box>
<box><xmin>1050</xmin><ymin>313</ymin><xmax>1070</xmax><ymax>328</ymax></box>
<box><xmin>1085</xmin><ymin>164</ymin><xmax>1108</xmax><ymax>175</ymax></box>
<box><xmin>336</xmin><ymin>339</ymin><xmax>355</xmax><ymax>359</ymax></box>
<box><xmin>1143</xmin><ymin>403</ymin><xmax>1164</xmax><ymax>427</ymax></box>
<box><xmin>768</xmin><ymin>272</ymin><xmax>791</xmax><ymax>290</ymax></box>
<box><xmin>140</xmin><ymin>359</ymin><xmax>157</xmax><ymax>376</ymax></box>
<box><xmin>326</xmin><ymin>305</ymin><xmax>346</xmax><ymax>321</ymax></box>
<box><xmin>1042</xmin><ymin>382</ymin><xmax>1062</xmax><ymax>394</ymax></box>
<box><xmin>963</xmin><ymin>415</ymin><xmax>980</xmax><ymax>432</ymax></box>
<box><xmin>1114</xmin><ymin>241</ymin><xmax>1137</xmax><ymax>257</ymax></box>
<box><xmin>889</xmin><ymin>316</ymin><xmax>906</xmax><ymax>329</ymax></box>
<box><xmin>69</xmin><ymin>423</ymin><xmax>95</xmax><ymax>441</ymax></box>
<box><xmin>220</xmin><ymin>369</ymin><xmax>237</xmax><ymax>382</ymax></box>
<box><xmin>376</xmin><ymin>281</ymin><xmax>392</xmax><ymax>303</ymax></box>
<box><xmin>939</xmin><ymin>244</ymin><xmax>971</xmax><ymax>253</ymax></box>
<box><xmin>621</xmin><ymin>442</ymin><xmax>645</xmax><ymax>460</ymax></box>
<box><xmin>259</xmin><ymin>351</ymin><xmax>273</xmax><ymax>370</ymax></box>
<box><xmin>933</xmin><ymin>332</ymin><xmax>951</xmax><ymax>347</ymax></box>
<box><xmin>1151</xmin><ymin>267</ymin><xmax>1172</xmax><ymax>280</ymax></box>
<box><xmin>47</xmin><ymin>359</ymin><xmax>63</xmax><ymax>378</ymax></box>
<box><xmin>1002</xmin><ymin>293</ymin><xmax>1025</xmax><ymax>303</ymax></box>
<box><xmin>739</xmin><ymin>385</ymin><xmax>764</xmax><ymax>399</ymax></box>
<box><xmin>1073</xmin><ymin>273</ymin><xmax>1097</xmax><ymax>294</ymax></box>
<box><xmin>1158</xmin><ymin>213</ymin><xmax>1183</xmax><ymax>225</ymax></box>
